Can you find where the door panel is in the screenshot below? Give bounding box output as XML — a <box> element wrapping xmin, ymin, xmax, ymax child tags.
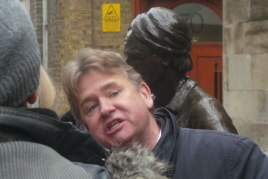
<box><xmin>187</xmin><ymin>43</ymin><xmax>222</xmax><ymax>101</ymax></box>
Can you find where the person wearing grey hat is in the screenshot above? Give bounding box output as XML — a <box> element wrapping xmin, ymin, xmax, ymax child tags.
<box><xmin>0</xmin><ymin>1</ymin><xmax>110</xmax><ymax>178</ymax></box>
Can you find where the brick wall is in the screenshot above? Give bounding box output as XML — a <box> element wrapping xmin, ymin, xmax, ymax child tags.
<box><xmin>47</xmin><ymin>0</ymin><xmax>62</xmax><ymax>112</ymax></box>
<box><xmin>46</xmin><ymin>0</ymin><xmax>132</xmax><ymax>115</ymax></box>
<box><xmin>30</xmin><ymin>0</ymin><xmax>43</xmax><ymax>59</ymax></box>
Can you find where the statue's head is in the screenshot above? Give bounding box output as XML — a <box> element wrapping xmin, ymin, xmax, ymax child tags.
<box><xmin>125</xmin><ymin>7</ymin><xmax>193</xmax><ymax>87</ymax></box>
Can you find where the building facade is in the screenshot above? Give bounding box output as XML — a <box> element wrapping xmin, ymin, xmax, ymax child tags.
<box><xmin>21</xmin><ymin>0</ymin><xmax>268</xmax><ymax>154</ymax></box>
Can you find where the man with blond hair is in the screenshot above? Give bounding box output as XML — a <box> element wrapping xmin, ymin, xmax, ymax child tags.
<box><xmin>63</xmin><ymin>48</ymin><xmax>268</xmax><ymax>179</ymax></box>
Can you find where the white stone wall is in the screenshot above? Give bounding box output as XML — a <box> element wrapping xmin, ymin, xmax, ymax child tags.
<box><xmin>223</xmin><ymin>0</ymin><xmax>268</xmax><ymax>154</ymax></box>
<box><xmin>20</xmin><ymin>0</ymin><xmax>30</xmax><ymax>14</ymax></box>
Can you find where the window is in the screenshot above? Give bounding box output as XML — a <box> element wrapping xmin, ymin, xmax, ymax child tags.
<box><xmin>173</xmin><ymin>3</ymin><xmax>222</xmax><ymax>42</ymax></box>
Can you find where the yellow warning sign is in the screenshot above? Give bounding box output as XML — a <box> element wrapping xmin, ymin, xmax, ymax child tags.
<box><xmin>102</xmin><ymin>4</ymin><xmax>120</xmax><ymax>32</ymax></box>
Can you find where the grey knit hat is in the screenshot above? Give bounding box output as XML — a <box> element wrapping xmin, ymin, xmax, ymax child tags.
<box><xmin>0</xmin><ymin>0</ymin><xmax>41</xmax><ymax>107</ymax></box>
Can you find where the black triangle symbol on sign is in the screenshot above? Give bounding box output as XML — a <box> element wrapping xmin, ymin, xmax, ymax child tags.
<box><xmin>104</xmin><ymin>5</ymin><xmax>119</xmax><ymax>20</ymax></box>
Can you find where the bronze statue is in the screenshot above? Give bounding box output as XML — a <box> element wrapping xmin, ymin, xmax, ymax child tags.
<box><xmin>124</xmin><ymin>7</ymin><xmax>238</xmax><ymax>134</ymax></box>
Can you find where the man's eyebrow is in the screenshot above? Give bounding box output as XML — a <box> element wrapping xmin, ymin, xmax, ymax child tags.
<box><xmin>101</xmin><ymin>81</ymin><xmax>119</xmax><ymax>91</ymax></box>
<box><xmin>80</xmin><ymin>81</ymin><xmax>119</xmax><ymax>107</ymax></box>
<box><xmin>80</xmin><ymin>97</ymin><xmax>93</xmax><ymax>107</ymax></box>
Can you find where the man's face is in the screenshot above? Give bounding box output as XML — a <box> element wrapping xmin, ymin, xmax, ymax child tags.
<box><xmin>77</xmin><ymin>70</ymin><xmax>156</xmax><ymax>150</ymax></box>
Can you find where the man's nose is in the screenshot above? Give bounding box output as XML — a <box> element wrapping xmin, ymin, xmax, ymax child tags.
<box><xmin>99</xmin><ymin>98</ymin><xmax>115</xmax><ymax>117</ymax></box>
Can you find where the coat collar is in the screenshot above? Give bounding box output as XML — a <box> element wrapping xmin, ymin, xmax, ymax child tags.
<box><xmin>166</xmin><ymin>76</ymin><xmax>197</xmax><ymax>113</ymax></box>
<box><xmin>0</xmin><ymin>106</ymin><xmax>108</xmax><ymax>165</ymax></box>
<box><xmin>153</xmin><ymin>107</ymin><xmax>180</xmax><ymax>163</ymax></box>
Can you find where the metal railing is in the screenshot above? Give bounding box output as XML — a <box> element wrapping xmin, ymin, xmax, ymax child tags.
<box><xmin>214</xmin><ymin>61</ymin><xmax>222</xmax><ymax>103</ymax></box>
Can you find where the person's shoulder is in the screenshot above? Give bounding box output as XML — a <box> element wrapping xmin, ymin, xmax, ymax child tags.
<box><xmin>179</xmin><ymin>128</ymin><xmax>250</xmax><ymax>151</ymax></box>
<box><xmin>189</xmin><ymin>85</ymin><xmax>220</xmax><ymax>103</ymax></box>
<box><xmin>179</xmin><ymin>128</ymin><xmax>267</xmax><ymax>158</ymax></box>
<box><xmin>180</xmin><ymin>127</ymin><xmax>244</xmax><ymax>140</ymax></box>
<box><xmin>178</xmin><ymin>128</ymin><xmax>266</xmax><ymax>161</ymax></box>
<box><xmin>186</xmin><ymin>86</ymin><xmax>230</xmax><ymax>117</ymax></box>
<box><xmin>178</xmin><ymin>79</ymin><xmax>222</xmax><ymax>111</ymax></box>
<box><xmin>0</xmin><ymin>141</ymin><xmax>109</xmax><ymax>179</ymax></box>
<box><xmin>176</xmin><ymin>129</ymin><xmax>268</xmax><ymax>178</ymax></box>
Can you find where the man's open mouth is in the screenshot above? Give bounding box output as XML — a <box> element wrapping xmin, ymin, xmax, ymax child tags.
<box><xmin>109</xmin><ymin>120</ymin><xmax>122</xmax><ymax>131</ymax></box>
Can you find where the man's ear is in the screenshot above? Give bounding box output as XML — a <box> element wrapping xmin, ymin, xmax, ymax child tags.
<box><xmin>139</xmin><ymin>82</ymin><xmax>154</xmax><ymax>109</ymax></box>
<box><xmin>26</xmin><ymin>92</ymin><xmax>38</xmax><ymax>104</ymax></box>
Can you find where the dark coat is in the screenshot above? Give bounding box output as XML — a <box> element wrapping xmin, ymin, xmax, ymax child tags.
<box><xmin>166</xmin><ymin>76</ymin><xmax>238</xmax><ymax>134</ymax></box>
<box><xmin>0</xmin><ymin>106</ymin><xmax>108</xmax><ymax>165</ymax></box>
<box><xmin>153</xmin><ymin>108</ymin><xmax>268</xmax><ymax>179</ymax></box>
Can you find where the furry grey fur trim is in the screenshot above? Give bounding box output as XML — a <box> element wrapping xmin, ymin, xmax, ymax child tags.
<box><xmin>106</xmin><ymin>143</ymin><xmax>170</xmax><ymax>179</ymax></box>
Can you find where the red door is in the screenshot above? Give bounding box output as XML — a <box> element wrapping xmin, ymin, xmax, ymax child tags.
<box><xmin>187</xmin><ymin>43</ymin><xmax>222</xmax><ymax>101</ymax></box>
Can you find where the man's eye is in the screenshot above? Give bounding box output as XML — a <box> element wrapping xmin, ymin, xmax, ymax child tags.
<box><xmin>110</xmin><ymin>91</ymin><xmax>118</xmax><ymax>97</ymax></box>
<box><xmin>88</xmin><ymin>104</ymin><xmax>97</xmax><ymax>112</ymax></box>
